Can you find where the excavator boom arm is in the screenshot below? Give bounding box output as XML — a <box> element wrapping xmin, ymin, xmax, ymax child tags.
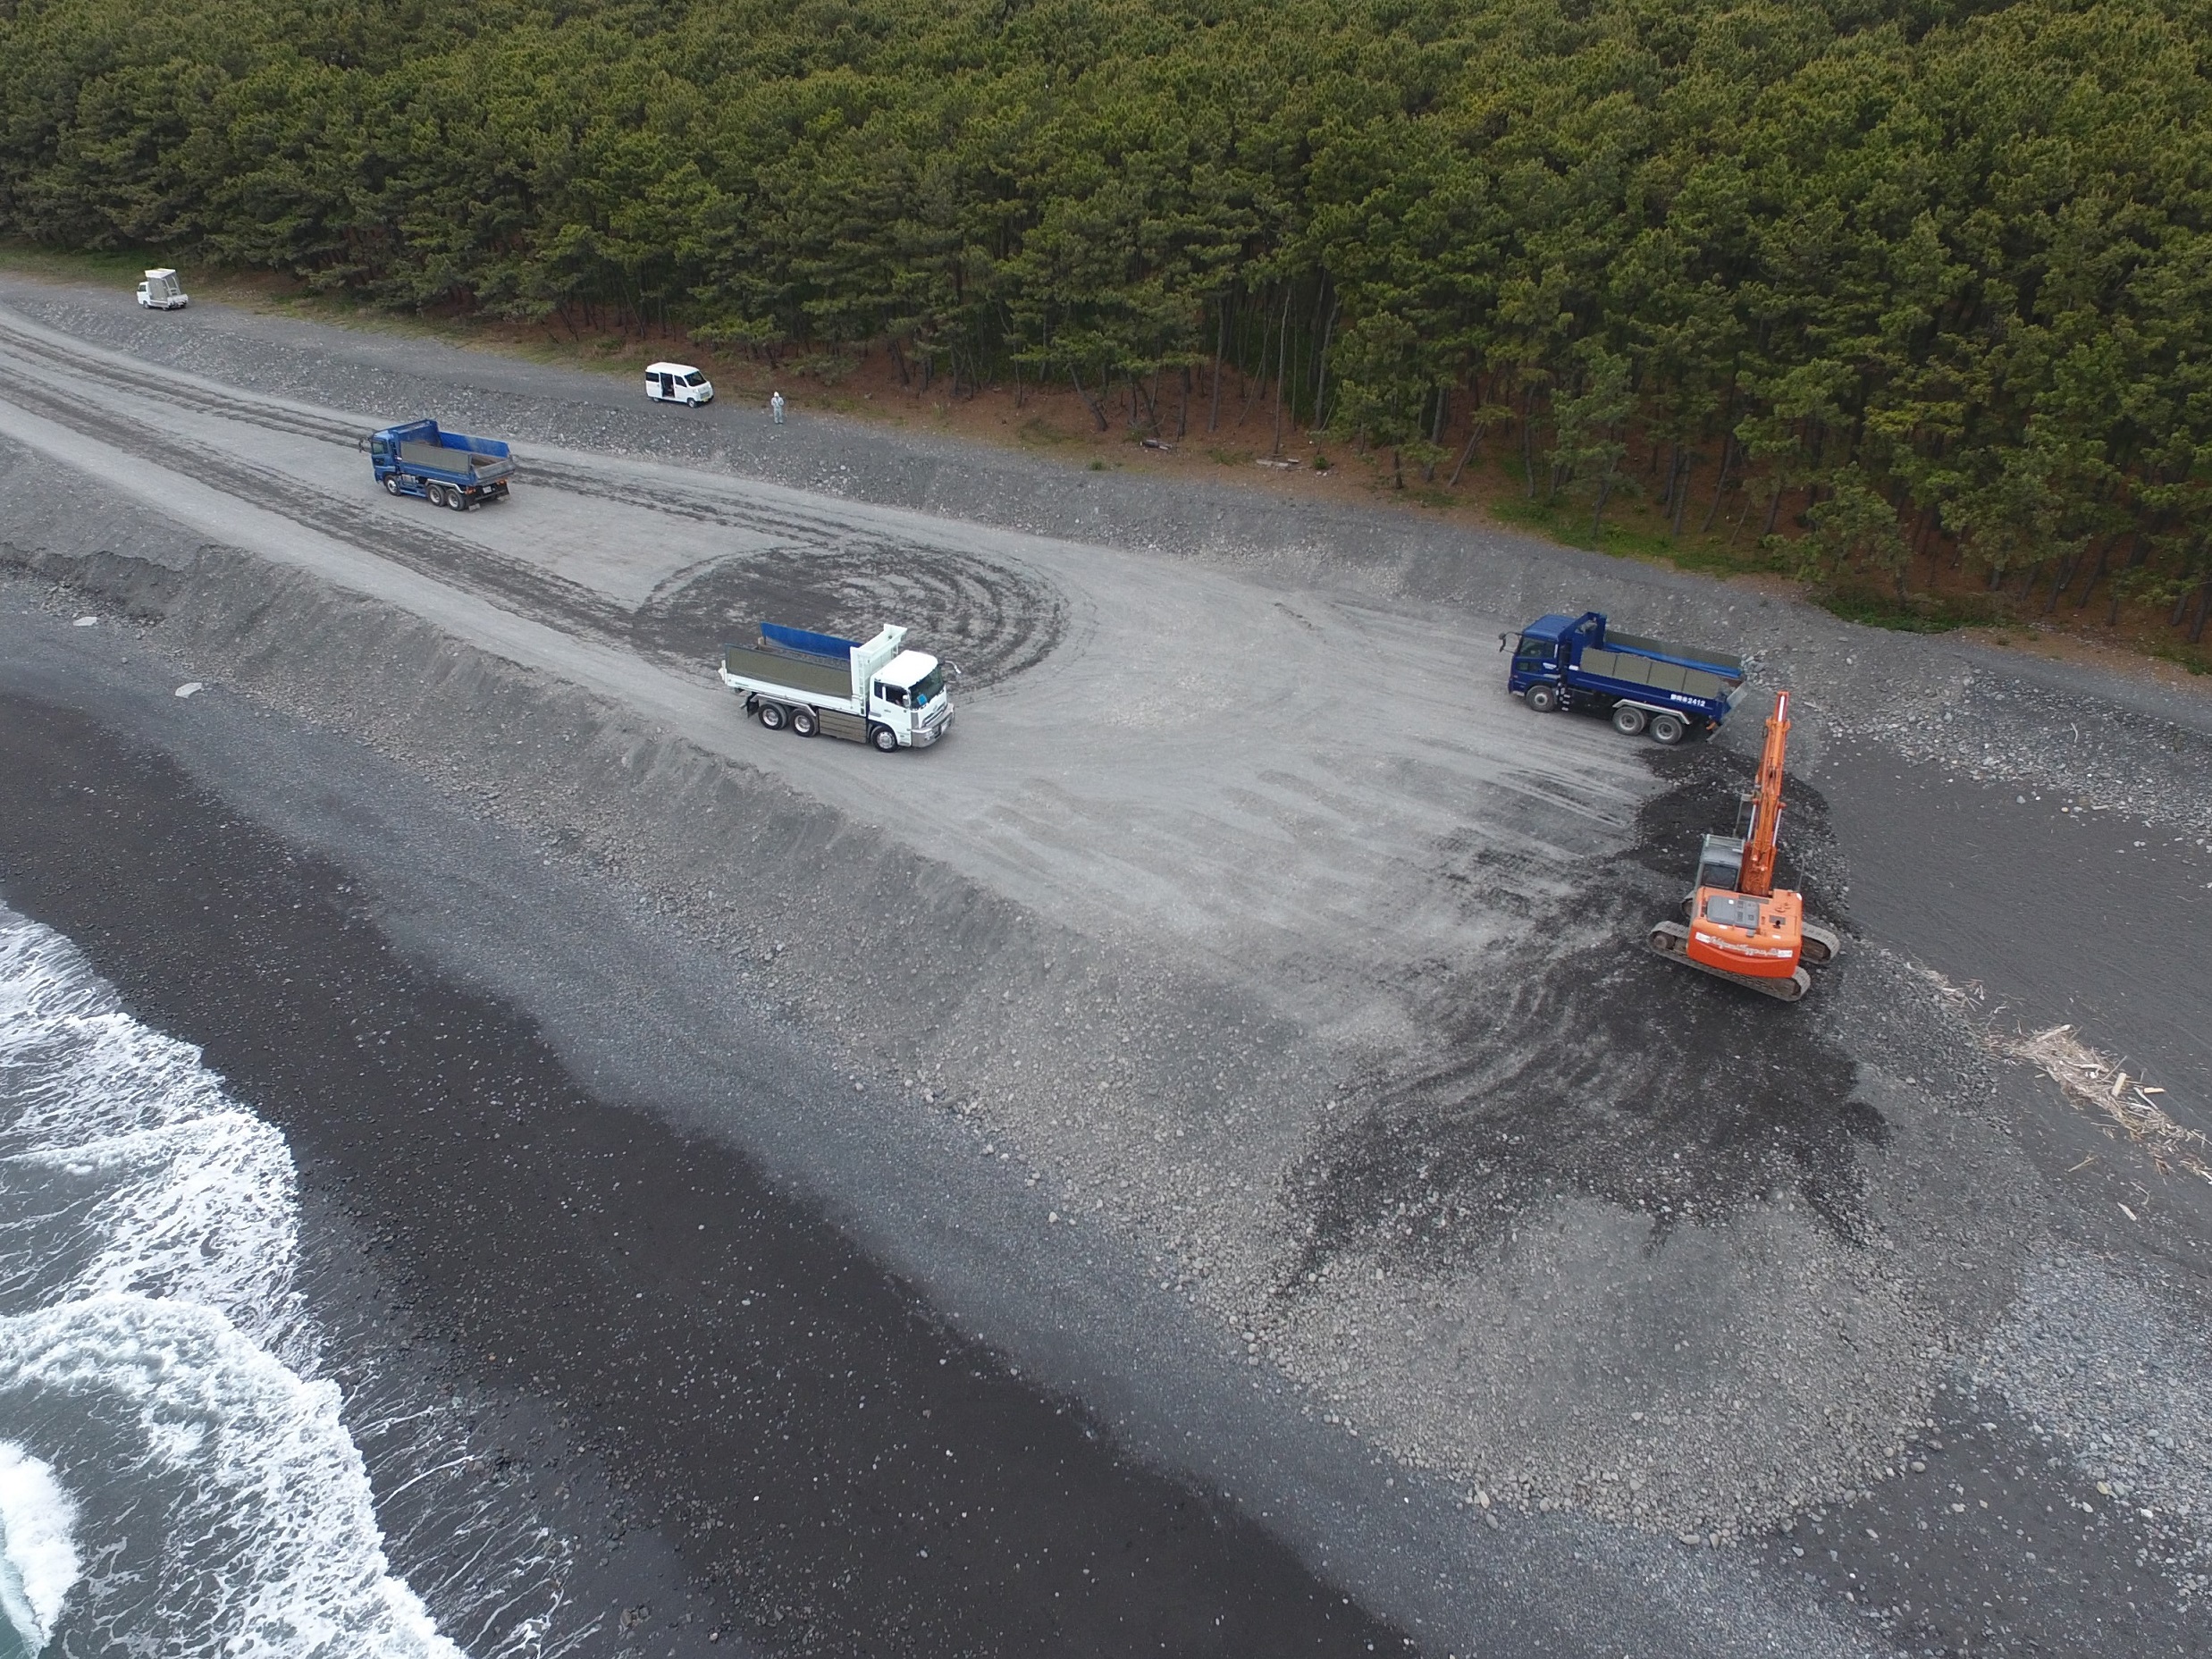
<box><xmin>1738</xmin><ymin>689</ymin><xmax>1790</xmax><ymax>897</ymax></box>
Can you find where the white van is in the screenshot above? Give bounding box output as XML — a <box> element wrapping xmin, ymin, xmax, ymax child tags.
<box><xmin>137</xmin><ymin>268</ymin><xmax>189</xmax><ymax>309</ymax></box>
<box><xmin>646</xmin><ymin>362</ymin><xmax>714</xmax><ymax>406</ymax></box>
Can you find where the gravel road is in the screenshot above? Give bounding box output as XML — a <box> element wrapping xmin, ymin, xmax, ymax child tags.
<box><xmin>4</xmin><ymin>270</ymin><xmax>2208</xmax><ymax>1656</ymax></box>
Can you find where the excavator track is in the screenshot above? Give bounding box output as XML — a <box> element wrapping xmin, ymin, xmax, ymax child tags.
<box><xmin>1799</xmin><ymin>920</ymin><xmax>1842</xmax><ymax>965</ymax></box>
<box><xmin>1645</xmin><ymin>921</ymin><xmax>1812</xmax><ymax>1002</ymax></box>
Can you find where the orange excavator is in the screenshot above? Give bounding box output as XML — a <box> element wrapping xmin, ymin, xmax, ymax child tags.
<box><xmin>1645</xmin><ymin>690</ymin><xmax>1841</xmax><ymax>1002</ymax></box>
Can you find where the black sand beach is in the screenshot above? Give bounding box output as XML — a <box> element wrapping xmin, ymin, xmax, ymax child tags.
<box><xmin>0</xmin><ymin>676</ymin><xmax>1406</xmax><ymax>1655</ymax></box>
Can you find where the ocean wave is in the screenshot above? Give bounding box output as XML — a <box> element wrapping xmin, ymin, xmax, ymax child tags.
<box><xmin>0</xmin><ymin>908</ymin><xmax>466</xmax><ymax>1656</ymax></box>
<box><xmin>0</xmin><ymin>1296</ymin><xmax>458</xmax><ymax>1658</ymax></box>
<box><xmin>0</xmin><ymin>1442</ymin><xmax>78</xmax><ymax>1655</ymax></box>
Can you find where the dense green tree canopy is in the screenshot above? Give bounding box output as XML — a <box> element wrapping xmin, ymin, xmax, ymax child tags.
<box><xmin>5</xmin><ymin>0</ymin><xmax>2209</xmax><ymax>627</ymax></box>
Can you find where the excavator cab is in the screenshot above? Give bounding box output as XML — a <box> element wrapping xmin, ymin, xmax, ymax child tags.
<box><xmin>1695</xmin><ymin>832</ymin><xmax>1745</xmax><ymax>893</ymax></box>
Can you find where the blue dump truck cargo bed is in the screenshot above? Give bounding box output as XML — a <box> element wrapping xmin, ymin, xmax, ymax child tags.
<box><xmin>1505</xmin><ymin>611</ymin><xmax>1746</xmax><ymax>744</ymax></box>
<box><xmin>369</xmin><ymin>419</ymin><xmax>516</xmax><ymax>511</ymax></box>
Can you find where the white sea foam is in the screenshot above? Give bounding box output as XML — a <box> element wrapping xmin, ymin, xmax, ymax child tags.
<box><xmin>0</xmin><ymin>1442</ymin><xmax>78</xmax><ymax>1651</ymax></box>
<box><xmin>10</xmin><ymin>1113</ymin><xmax>307</xmax><ymax>1356</ymax></box>
<box><xmin>0</xmin><ymin>909</ymin><xmax>467</xmax><ymax>1656</ymax></box>
<box><xmin>0</xmin><ymin>1298</ymin><xmax>458</xmax><ymax>1656</ymax></box>
<box><xmin>0</xmin><ymin>923</ymin><xmax>237</xmax><ymax>1154</ymax></box>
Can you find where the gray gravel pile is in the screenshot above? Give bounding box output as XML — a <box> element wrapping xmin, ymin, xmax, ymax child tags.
<box><xmin>1264</xmin><ymin>939</ymin><xmax>2051</xmax><ymax>1542</ymax></box>
<box><xmin>1974</xmin><ymin>1251</ymin><xmax>2212</xmax><ymax>1592</ymax></box>
<box><xmin>3</xmin><ymin>527</ymin><xmax>1976</xmax><ymax>1548</ymax></box>
<box><xmin>1829</xmin><ymin>670</ymin><xmax>2212</xmax><ymax>840</ymax></box>
<box><xmin>27</xmin><ymin>543</ymin><xmax>2066</xmax><ymax>1566</ymax></box>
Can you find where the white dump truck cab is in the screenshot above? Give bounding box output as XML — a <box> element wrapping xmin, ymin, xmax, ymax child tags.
<box><xmin>136</xmin><ymin>268</ymin><xmax>189</xmax><ymax>309</ymax></box>
<box><xmin>870</xmin><ymin>649</ymin><xmax>953</xmax><ymax>748</ymax></box>
<box><xmin>646</xmin><ymin>361</ymin><xmax>714</xmax><ymax>406</ymax></box>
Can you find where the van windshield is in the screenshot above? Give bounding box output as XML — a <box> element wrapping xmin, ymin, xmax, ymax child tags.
<box><xmin>679</xmin><ymin>372</ymin><xmax>704</xmax><ymax>387</ymax></box>
<box><xmin>907</xmin><ymin>666</ymin><xmax>946</xmax><ymax>707</ymax></box>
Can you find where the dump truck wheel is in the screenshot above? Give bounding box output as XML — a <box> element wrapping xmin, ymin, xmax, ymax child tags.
<box><xmin>1611</xmin><ymin>704</ymin><xmax>1647</xmax><ymax>735</ymax></box>
<box><xmin>448</xmin><ymin>487</ymin><xmax>469</xmax><ymax>511</ymax></box>
<box><xmin>1527</xmin><ymin>684</ymin><xmax>1560</xmax><ymax>713</ymax></box>
<box><xmin>790</xmin><ymin>707</ymin><xmax>818</xmax><ymax>737</ymax></box>
<box><xmin>871</xmin><ymin>725</ymin><xmax>899</xmax><ymax>753</ymax></box>
<box><xmin>757</xmin><ymin>703</ymin><xmax>786</xmax><ymax>730</ymax></box>
<box><xmin>1650</xmin><ymin>712</ymin><xmax>1686</xmax><ymax>745</ymax></box>
<box><xmin>382</xmin><ymin>476</ymin><xmax>400</xmax><ymax>496</ymax></box>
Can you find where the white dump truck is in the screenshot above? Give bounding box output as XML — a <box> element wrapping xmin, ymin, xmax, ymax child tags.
<box><xmin>136</xmin><ymin>268</ymin><xmax>189</xmax><ymax>309</ymax></box>
<box><xmin>719</xmin><ymin>622</ymin><xmax>953</xmax><ymax>752</ymax></box>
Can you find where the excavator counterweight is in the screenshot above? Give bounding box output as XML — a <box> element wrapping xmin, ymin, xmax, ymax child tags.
<box><xmin>1644</xmin><ymin>689</ymin><xmax>1841</xmax><ymax>1001</ymax></box>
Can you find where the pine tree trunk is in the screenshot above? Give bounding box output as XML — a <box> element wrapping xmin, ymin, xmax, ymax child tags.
<box><xmin>1209</xmin><ymin>303</ymin><xmax>1225</xmax><ymax>433</ymax></box>
<box><xmin>1448</xmin><ymin>400</ymin><xmax>1484</xmax><ymax>488</ymax></box>
<box><xmin>2073</xmin><ymin>537</ymin><xmax>2112</xmax><ymax>611</ymax></box>
<box><xmin>1068</xmin><ymin>360</ymin><xmax>1108</xmax><ymax>430</ymax></box>
<box><xmin>1270</xmin><ymin>285</ymin><xmax>1293</xmax><ymax>457</ymax></box>
<box><xmin>1699</xmin><ymin>434</ymin><xmax>1734</xmax><ymax>535</ymax></box>
<box><xmin>2108</xmin><ymin>534</ymin><xmax>2149</xmax><ymax>625</ymax></box>
<box><xmin>1521</xmin><ymin>383</ymin><xmax>1539</xmax><ymax>500</ymax></box>
<box><xmin>1313</xmin><ymin>292</ymin><xmax>1339</xmax><ymax>427</ymax></box>
<box><xmin>2042</xmin><ymin>544</ymin><xmax>2089</xmax><ymax>612</ymax></box>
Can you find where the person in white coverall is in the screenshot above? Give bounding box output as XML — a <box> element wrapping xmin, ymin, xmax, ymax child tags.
<box><xmin>770</xmin><ymin>391</ymin><xmax>785</xmax><ymax>425</ymax></box>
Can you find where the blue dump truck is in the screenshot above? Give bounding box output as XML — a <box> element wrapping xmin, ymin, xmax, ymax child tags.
<box><xmin>369</xmin><ymin>420</ymin><xmax>517</xmax><ymax>511</ymax></box>
<box><xmin>1504</xmin><ymin>611</ymin><xmax>1746</xmax><ymax>744</ymax></box>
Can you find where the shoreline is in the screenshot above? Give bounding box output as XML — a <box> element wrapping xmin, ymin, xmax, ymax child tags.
<box><xmin>0</xmin><ymin>677</ymin><xmax>1415</xmax><ymax>1655</ymax></box>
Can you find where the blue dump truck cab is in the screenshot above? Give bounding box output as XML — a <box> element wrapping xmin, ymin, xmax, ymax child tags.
<box><xmin>369</xmin><ymin>419</ymin><xmax>517</xmax><ymax>511</ymax></box>
<box><xmin>1506</xmin><ymin>611</ymin><xmax>1746</xmax><ymax>745</ymax></box>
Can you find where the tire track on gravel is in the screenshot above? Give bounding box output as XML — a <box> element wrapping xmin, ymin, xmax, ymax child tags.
<box><xmin>0</xmin><ymin>311</ymin><xmax>1068</xmax><ymax>687</ymax></box>
<box><xmin>0</xmin><ymin>334</ymin><xmax>628</xmax><ymax>643</ymax></box>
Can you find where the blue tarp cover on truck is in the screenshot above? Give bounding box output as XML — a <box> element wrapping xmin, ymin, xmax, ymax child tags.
<box><xmin>761</xmin><ymin>623</ymin><xmax>860</xmax><ymax>660</ymax></box>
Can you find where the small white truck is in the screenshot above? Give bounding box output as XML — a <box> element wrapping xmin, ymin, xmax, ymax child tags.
<box><xmin>136</xmin><ymin>268</ymin><xmax>189</xmax><ymax>309</ymax></box>
<box><xmin>719</xmin><ymin>622</ymin><xmax>953</xmax><ymax>752</ymax></box>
